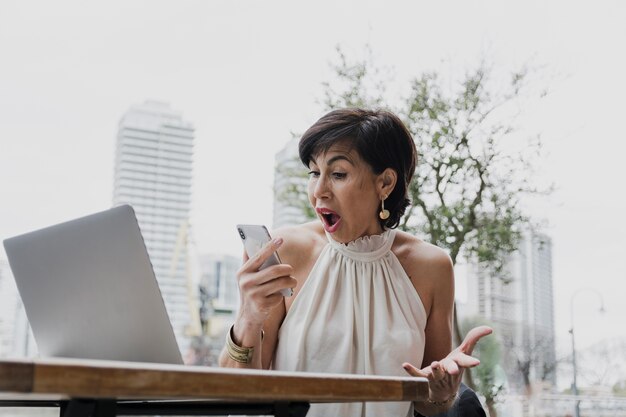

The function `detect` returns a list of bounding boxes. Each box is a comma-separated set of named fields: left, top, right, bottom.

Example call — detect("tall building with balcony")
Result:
left=113, top=100, right=194, bottom=352
left=273, top=137, right=310, bottom=229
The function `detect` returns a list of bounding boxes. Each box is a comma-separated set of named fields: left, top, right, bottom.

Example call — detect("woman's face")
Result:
left=307, top=143, right=385, bottom=243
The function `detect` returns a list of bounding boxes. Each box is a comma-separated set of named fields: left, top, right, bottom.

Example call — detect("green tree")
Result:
left=613, top=380, right=626, bottom=397
left=277, top=47, right=549, bottom=392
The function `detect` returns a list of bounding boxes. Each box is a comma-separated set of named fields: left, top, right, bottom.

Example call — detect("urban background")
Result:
left=1, top=1, right=625, bottom=416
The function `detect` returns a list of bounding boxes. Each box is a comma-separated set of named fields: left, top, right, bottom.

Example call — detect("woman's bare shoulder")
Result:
left=271, top=221, right=326, bottom=259
left=392, top=230, right=454, bottom=282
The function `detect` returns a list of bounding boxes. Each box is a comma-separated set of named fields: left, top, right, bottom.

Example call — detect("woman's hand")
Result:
left=236, top=237, right=297, bottom=326
left=403, top=326, right=493, bottom=406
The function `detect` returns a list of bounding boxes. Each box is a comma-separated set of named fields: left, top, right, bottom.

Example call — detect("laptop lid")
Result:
left=3, top=205, right=183, bottom=364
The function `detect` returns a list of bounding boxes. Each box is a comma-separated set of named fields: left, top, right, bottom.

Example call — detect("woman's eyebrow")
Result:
left=326, top=155, right=354, bottom=166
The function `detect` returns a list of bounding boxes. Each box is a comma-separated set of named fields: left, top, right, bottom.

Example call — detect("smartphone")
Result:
left=236, top=224, right=293, bottom=297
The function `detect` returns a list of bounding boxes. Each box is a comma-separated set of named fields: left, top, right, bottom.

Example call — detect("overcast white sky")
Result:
left=1, top=0, right=625, bottom=361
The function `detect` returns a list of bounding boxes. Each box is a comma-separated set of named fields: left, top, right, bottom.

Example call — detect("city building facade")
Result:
left=182, top=253, right=241, bottom=366
left=515, top=233, right=556, bottom=386
left=198, top=253, right=240, bottom=335
left=113, top=100, right=195, bottom=352
left=462, top=231, right=556, bottom=391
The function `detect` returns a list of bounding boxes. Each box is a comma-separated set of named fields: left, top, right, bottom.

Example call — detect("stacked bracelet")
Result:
left=426, top=393, right=458, bottom=407
left=226, top=325, right=253, bottom=363
left=225, top=325, right=264, bottom=364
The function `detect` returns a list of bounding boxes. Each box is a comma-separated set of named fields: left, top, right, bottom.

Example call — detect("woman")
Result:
left=219, top=108, right=492, bottom=416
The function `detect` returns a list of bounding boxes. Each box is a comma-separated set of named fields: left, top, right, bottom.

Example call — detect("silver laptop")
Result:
left=3, top=205, right=183, bottom=364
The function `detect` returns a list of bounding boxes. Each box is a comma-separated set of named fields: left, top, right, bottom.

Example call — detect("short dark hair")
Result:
left=299, top=108, right=417, bottom=229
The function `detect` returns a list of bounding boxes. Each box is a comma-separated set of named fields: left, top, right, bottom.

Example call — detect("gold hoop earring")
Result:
left=379, top=197, right=390, bottom=220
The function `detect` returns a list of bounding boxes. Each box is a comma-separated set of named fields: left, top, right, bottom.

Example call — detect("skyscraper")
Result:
left=113, top=100, right=194, bottom=352
left=515, top=232, right=556, bottom=386
left=462, top=230, right=556, bottom=389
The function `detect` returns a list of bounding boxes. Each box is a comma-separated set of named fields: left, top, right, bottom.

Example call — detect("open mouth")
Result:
left=316, top=208, right=342, bottom=232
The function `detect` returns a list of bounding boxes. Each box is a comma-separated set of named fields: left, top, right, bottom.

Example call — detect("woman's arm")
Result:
left=218, top=238, right=295, bottom=369
left=217, top=298, right=285, bottom=369
left=406, top=248, right=458, bottom=415
left=420, top=251, right=455, bottom=368
left=401, top=242, right=491, bottom=415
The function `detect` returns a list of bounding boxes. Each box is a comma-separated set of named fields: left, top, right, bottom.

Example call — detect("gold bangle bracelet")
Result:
left=225, top=325, right=264, bottom=364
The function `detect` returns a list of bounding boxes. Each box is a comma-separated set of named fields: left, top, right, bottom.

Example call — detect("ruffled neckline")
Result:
left=325, top=229, right=396, bottom=262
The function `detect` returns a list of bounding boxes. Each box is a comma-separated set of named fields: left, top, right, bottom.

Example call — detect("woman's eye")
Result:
left=308, top=171, right=320, bottom=178
left=332, top=172, right=347, bottom=179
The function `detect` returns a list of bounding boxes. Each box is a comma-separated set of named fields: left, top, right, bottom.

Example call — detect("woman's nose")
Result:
left=313, top=176, right=330, bottom=199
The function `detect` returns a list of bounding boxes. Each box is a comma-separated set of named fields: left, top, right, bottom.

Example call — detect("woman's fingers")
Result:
left=446, top=347, right=482, bottom=368
left=459, top=326, right=493, bottom=355
left=404, top=326, right=488, bottom=376
left=430, top=361, right=446, bottom=380
left=235, top=237, right=297, bottom=322
left=440, top=357, right=460, bottom=375
left=265, top=275, right=298, bottom=296
left=247, top=264, right=294, bottom=285
left=242, top=237, right=284, bottom=272
left=425, top=361, right=460, bottom=403
left=402, top=330, right=491, bottom=405
left=404, top=360, right=465, bottom=405
left=238, top=239, right=295, bottom=295
left=452, top=352, right=481, bottom=368
left=239, top=262, right=294, bottom=294
left=402, top=362, right=430, bottom=378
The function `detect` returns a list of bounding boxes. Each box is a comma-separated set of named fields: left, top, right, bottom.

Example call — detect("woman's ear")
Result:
left=378, top=168, right=397, bottom=197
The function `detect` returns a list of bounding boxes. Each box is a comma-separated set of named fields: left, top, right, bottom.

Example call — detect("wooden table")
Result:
left=0, top=358, right=428, bottom=417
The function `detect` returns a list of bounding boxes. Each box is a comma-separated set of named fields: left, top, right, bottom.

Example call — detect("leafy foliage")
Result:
left=288, top=49, right=548, bottom=273
left=613, top=380, right=626, bottom=397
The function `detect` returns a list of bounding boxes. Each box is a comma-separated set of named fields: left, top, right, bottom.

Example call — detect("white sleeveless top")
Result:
left=273, top=229, right=427, bottom=417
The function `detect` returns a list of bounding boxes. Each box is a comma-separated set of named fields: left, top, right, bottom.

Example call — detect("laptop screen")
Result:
left=3, top=205, right=183, bottom=364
